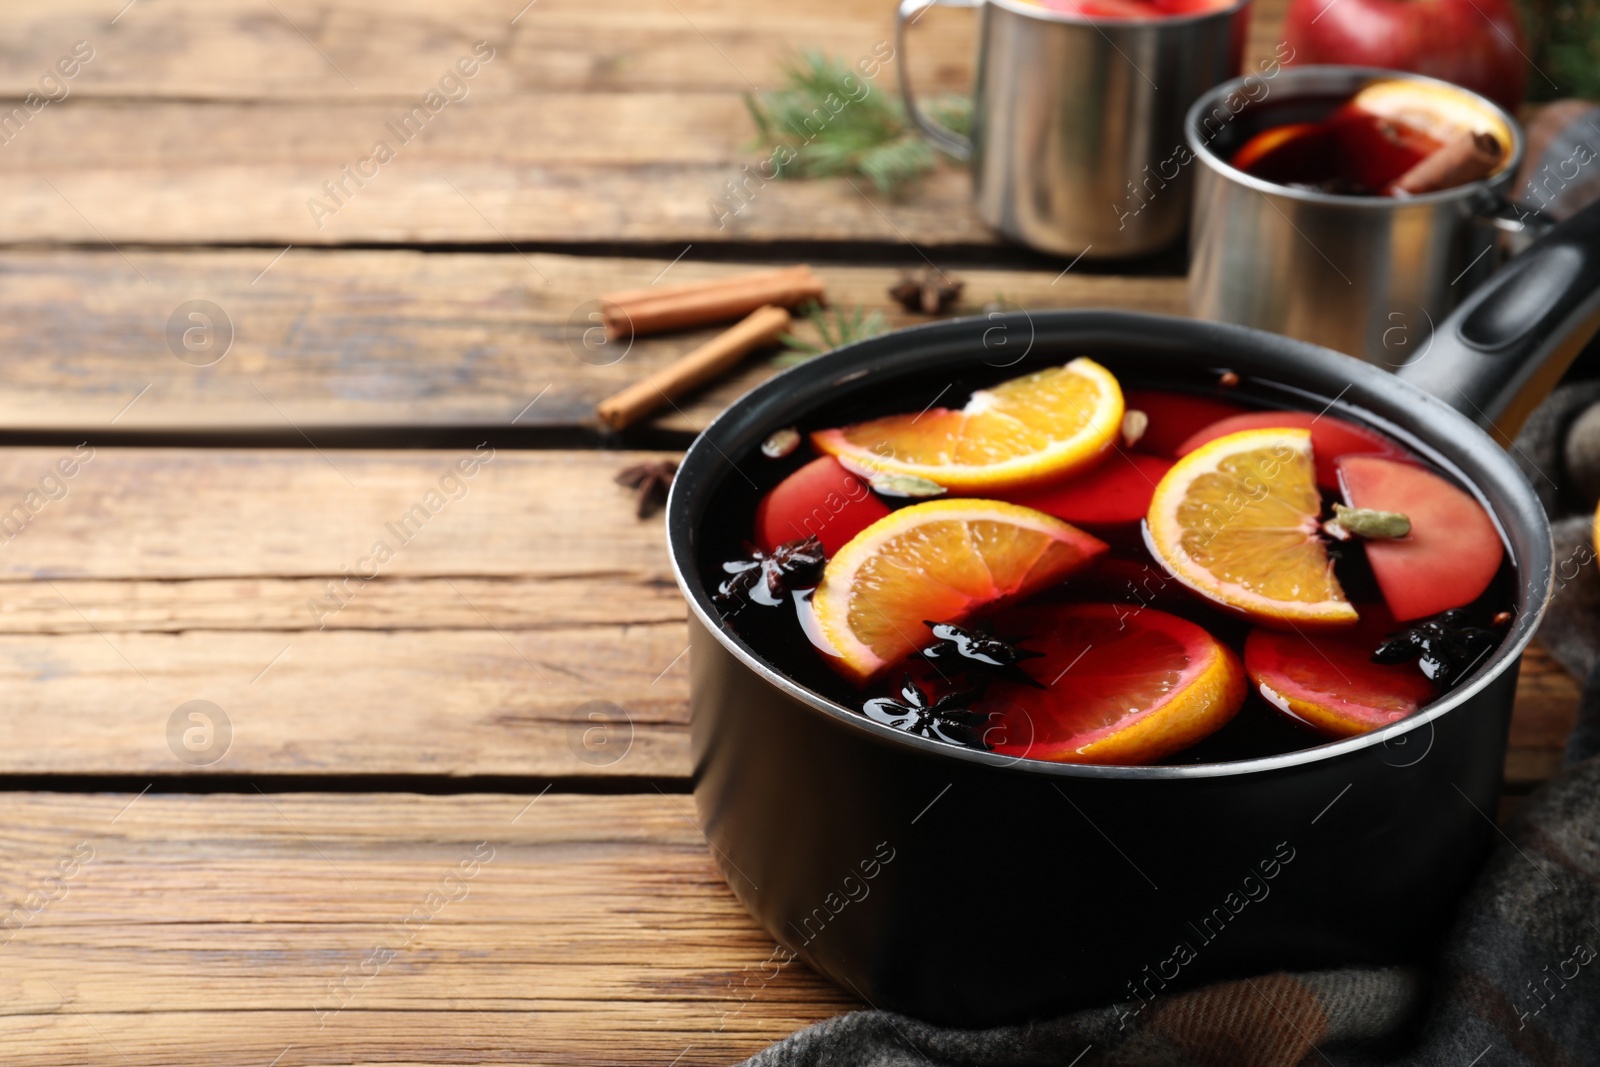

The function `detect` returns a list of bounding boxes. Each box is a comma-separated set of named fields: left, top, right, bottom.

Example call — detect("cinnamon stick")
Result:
left=602, top=266, right=823, bottom=340
left=1390, top=131, right=1504, bottom=196
left=596, top=305, right=792, bottom=431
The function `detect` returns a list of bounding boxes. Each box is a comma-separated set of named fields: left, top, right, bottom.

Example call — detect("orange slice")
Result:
left=811, top=499, right=1107, bottom=681
left=1145, top=427, right=1357, bottom=626
left=810, top=359, right=1123, bottom=492
left=983, top=604, right=1245, bottom=764
left=1244, top=619, right=1436, bottom=738
left=1348, top=79, right=1513, bottom=159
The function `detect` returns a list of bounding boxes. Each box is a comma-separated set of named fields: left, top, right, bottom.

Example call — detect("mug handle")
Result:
left=1471, top=197, right=1558, bottom=259
left=895, top=0, right=977, bottom=162
left=1397, top=196, right=1600, bottom=445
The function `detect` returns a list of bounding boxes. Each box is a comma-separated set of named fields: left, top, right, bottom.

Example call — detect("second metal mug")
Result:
left=897, top=0, right=1252, bottom=257
left=1186, top=66, right=1526, bottom=365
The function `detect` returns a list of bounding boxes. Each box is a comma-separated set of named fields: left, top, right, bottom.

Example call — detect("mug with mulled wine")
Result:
left=895, top=0, right=1253, bottom=258
left=1186, top=68, right=1528, bottom=364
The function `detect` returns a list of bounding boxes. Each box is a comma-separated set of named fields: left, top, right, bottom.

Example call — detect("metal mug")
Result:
left=1186, top=66, right=1526, bottom=365
left=897, top=0, right=1253, bottom=257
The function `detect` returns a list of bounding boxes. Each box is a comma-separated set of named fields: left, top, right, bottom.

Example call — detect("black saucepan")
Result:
left=666, top=200, right=1600, bottom=1027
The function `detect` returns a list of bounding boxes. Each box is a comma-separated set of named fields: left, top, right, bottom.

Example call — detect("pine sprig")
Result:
left=1518, top=0, right=1600, bottom=100
left=774, top=300, right=890, bottom=366
left=744, top=52, right=968, bottom=196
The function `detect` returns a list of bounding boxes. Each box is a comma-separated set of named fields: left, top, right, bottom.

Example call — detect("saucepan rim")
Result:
left=1185, top=64, right=1526, bottom=210
left=665, top=310, right=1552, bottom=781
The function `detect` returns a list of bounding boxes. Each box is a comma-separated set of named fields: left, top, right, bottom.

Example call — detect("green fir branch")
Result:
left=774, top=300, right=890, bottom=366
left=743, top=52, right=968, bottom=196
left=1517, top=0, right=1600, bottom=100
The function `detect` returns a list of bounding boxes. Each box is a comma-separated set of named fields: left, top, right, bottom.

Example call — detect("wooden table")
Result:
left=0, top=2, right=1578, bottom=1064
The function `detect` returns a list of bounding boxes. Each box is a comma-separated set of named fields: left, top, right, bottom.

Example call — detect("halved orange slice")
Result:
left=1245, top=619, right=1436, bottom=738
left=811, top=499, right=1107, bottom=681
left=983, top=603, right=1245, bottom=764
left=1145, top=427, right=1357, bottom=627
left=810, top=359, right=1123, bottom=492
left=1346, top=79, right=1513, bottom=156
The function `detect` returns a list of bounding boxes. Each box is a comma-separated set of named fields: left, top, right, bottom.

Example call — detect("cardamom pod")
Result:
left=871, top=474, right=947, bottom=498
left=1330, top=502, right=1411, bottom=540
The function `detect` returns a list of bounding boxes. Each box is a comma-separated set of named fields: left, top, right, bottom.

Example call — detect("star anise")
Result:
left=712, top=535, right=827, bottom=612
left=615, top=460, right=678, bottom=519
left=919, top=620, right=1045, bottom=689
left=888, top=268, right=964, bottom=315
left=1372, top=609, right=1499, bottom=687
left=862, top=675, right=992, bottom=750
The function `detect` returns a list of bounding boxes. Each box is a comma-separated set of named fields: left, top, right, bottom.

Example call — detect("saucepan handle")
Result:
left=1398, top=197, right=1600, bottom=445
left=895, top=0, right=977, bottom=162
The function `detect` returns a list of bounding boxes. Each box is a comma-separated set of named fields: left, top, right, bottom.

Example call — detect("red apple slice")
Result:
left=755, top=455, right=891, bottom=556
left=1244, top=616, right=1436, bottom=737
left=1324, top=104, right=1440, bottom=192
left=1002, top=452, right=1173, bottom=526
left=1122, top=390, right=1247, bottom=457
left=1177, top=410, right=1404, bottom=489
left=1337, top=455, right=1503, bottom=621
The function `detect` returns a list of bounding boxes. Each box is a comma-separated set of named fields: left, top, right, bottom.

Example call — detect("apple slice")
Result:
left=1337, top=455, right=1503, bottom=621
left=1177, top=410, right=1403, bottom=489
left=1002, top=452, right=1173, bottom=526
left=1324, top=105, right=1439, bottom=192
left=1330, top=80, right=1513, bottom=193
left=755, top=456, right=891, bottom=556
left=1122, top=390, right=1247, bottom=457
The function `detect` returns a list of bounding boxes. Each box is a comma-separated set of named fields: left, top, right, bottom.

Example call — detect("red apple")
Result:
left=1284, top=0, right=1528, bottom=111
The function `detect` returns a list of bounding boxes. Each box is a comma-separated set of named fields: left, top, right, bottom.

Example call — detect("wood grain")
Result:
left=0, top=0, right=1289, bottom=97
left=0, top=791, right=857, bottom=1065
left=0, top=448, right=673, bottom=581
left=0, top=447, right=692, bottom=776
left=0, top=250, right=1187, bottom=436
left=0, top=0, right=978, bottom=97
left=0, top=0, right=1289, bottom=245
left=1505, top=641, right=1579, bottom=787
left=0, top=446, right=1574, bottom=781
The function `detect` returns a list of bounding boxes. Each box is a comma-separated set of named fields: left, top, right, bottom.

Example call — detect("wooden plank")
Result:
left=0, top=447, right=693, bottom=777
left=0, top=0, right=1288, bottom=245
left=0, top=626, right=694, bottom=777
left=0, top=0, right=1288, bottom=97
left=0, top=103, right=983, bottom=245
left=1505, top=640, right=1579, bottom=787
left=0, top=447, right=1574, bottom=781
left=0, top=448, right=672, bottom=582
left=0, top=0, right=978, bottom=97
left=0, top=250, right=1187, bottom=435
left=0, top=791, right=857, bottom=1065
